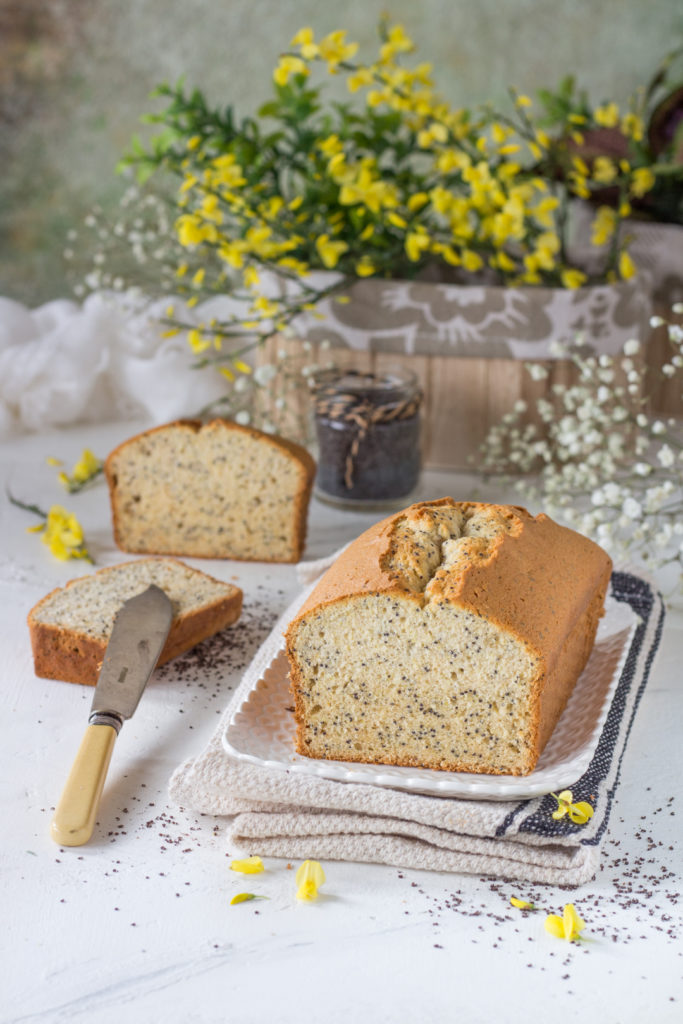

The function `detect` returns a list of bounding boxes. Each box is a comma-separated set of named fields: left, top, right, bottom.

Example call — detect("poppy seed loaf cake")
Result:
left=286, top=499, right=612, bottom=776
left=28, top=558, right=243, bottom=685
left=105, top=419, right=316, bottom=563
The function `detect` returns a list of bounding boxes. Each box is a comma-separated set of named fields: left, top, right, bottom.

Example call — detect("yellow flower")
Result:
left=379, top=23, right=414, bottom=64
left=188, top=328, right=211, bottom=354
left=594, top=102, right=620, bottom=128
left=290, top=27, right=319, bottom=60
left=45, top=456, right=63, bottom=467
left=176, top=215, right=204, bottom=247
left=54, top=448, right=103, bottom=493
left=339, top=164, right=398, bottom=214
left=462, top=249, right=484, bottom=273
left=230, top=893, right=262, bottom=905
left=545, top=903, right=586, bottom=942
left=347, top=67, right=374, bottom=93
left=515, top=94, right=533, bottom=108
left=405, top=230, right=431, bottom=262
left=621, top=112, right=644, bottom=141
left=560, top=269, right=587, bottom=290
left=386, top=211, right=407, bottom=229
left=243, top=266, right=260, bottom=288
left=273, top=55, right=309, bottom=87
left=407, top=192, right=429, bottom=212
left=592, top=156, right=617, bottom=185
left=230, top=856, right=264, bottom=874
left=435, top=149, right=470, bottom=174
left=71, top=449, right=102, bottom=484
left=252, top=294, right=281, bottom=317
left=318, top=134, right=343, bottom=157
left=532, top=196, right=560, bottom=228
left=619, top=250, right=637, bottom=280
left=417, top=122, right=449, bottom=148
left=551, top=790, right=594, bottom=823
left=494, top=250, right=517, bottom=273
left=355, top=257, right=376, bottom=277
left=532, top=231, right=560, bottom=271
left=510, top=897, right=535, bottom=910
left=41, top=505, right=92, bottom=562
left=318, top=30, right=358, bottom=71
left=295, top=859, right=325, bottom=900
left=591, top=205, right=617, bottom=247
left=315, top=234, right=349, bottom=269
left=630, top=167, right=656, bottom=198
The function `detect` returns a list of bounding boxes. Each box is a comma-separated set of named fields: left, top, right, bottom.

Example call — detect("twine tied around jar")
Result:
left=313, top=374, right=422, bottom=489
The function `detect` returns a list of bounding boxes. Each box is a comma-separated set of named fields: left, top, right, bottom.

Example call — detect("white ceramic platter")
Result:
left=222, top=597, right=639, bottom=800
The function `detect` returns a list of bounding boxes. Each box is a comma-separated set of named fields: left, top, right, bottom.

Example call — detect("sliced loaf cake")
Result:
left=286, top=499, right=612, bottom=776
left=105, top=419, right=316, bottom=563
left=29, top=557, right=242, bottom=685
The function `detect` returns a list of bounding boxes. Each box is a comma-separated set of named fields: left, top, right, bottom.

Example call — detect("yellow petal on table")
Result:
left=230, top=856, right=264, bottom=874
left=568, top=801, right=594, bottom=824
left=295, top=859, right=325, bottom=901
left=510, top=897, right=534, bottom=910
left=545, top=903, right=586, bottom=941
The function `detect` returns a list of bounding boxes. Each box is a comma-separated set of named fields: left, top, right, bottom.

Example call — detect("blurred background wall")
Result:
left=1, top=0, right=682, bottom=306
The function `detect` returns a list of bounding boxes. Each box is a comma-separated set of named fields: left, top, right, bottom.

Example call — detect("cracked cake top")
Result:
left=290, top=498, right=613, bottom=661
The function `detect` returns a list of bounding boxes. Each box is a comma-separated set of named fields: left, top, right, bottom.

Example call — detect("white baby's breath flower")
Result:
left=656, top=444, right=675, bottom=469
left=650, top=315, right=665, bottom=328
left=623, top=338, right=640, bottom=356
left=235, top=410, right=251, bottom=425
left=654, top=524, right=673, bottom=548
left=526, top=363, right=548, bottom=381
left=253, top=364, right=278, bottom=386
left=622, top=495, right=643, bottom=520
left=651, top=420, right=666, bottom=435
left=603, top=482, right=623, bottom=504
left=633, top=462, right=652, bottom=476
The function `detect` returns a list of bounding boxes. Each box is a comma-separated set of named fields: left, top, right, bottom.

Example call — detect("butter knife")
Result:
left=50, top=584, right=174, bottom=847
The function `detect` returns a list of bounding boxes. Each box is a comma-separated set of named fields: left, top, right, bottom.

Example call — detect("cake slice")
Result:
left=286, top=499, right=612, bottom=776
left=105, top=419, right=316, bottom=563
left=28, top=557, right=243, bottom=685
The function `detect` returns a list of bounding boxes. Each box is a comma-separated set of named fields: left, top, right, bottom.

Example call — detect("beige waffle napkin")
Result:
left=169, top=558, right=663, bottom=887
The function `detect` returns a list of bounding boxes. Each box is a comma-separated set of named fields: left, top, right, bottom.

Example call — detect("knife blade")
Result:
left=50, top=584, right=174, bottom=847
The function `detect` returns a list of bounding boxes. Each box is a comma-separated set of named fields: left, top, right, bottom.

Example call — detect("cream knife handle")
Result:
left=51, top=722, right=118, bottom=847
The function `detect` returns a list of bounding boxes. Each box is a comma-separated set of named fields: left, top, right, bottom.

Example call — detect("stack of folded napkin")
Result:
left=169, top=559, right=664, bottom=887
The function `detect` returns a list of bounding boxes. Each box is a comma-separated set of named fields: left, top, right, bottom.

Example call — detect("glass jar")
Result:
left=312, top=367, right=422, bottom=509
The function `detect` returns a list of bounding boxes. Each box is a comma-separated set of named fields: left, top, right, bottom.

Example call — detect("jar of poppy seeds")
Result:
left=311, top=367, right=422, bottom=508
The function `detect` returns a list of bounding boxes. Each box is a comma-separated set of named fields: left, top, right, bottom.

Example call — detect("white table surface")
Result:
left=1, top=419, right=681, bottom=1024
